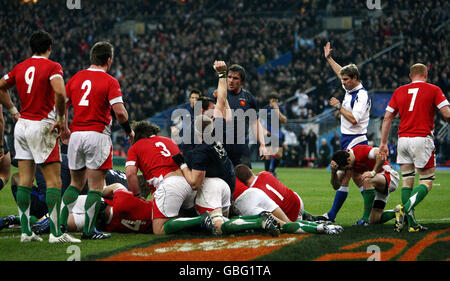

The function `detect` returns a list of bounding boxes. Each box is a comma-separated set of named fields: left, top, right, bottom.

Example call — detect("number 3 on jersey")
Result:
left=408, top=88, right=419, bottom=111
left=155, top=142, right=171, bottom=157
left=79, top=80, right=92, bottom=106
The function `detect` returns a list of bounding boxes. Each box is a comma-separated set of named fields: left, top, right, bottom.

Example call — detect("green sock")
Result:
left=60, top=185, right=80, bottom=229
left=403, top=184, right=428, bottom=213
left=401, top=187, right=412, bottom=205
left=379, top=210, right=396, bottom=224
left=17, top=186, right=32, bottom=235
left=282, top=221, right=320, bottom=234
left=231, top=214, right=261, bottom=220
left=362, top=189, right=376, bottom=222
left=83, top=190, right=102, bottom=235
left=221, top=217, right=262, bottom=234
left=29, top=215, right=39, bottom=225
left=46, top=188, right=62, bottom=236
left=163, top=216, right=202, bottom=234
left=401, top=187, right=417, bottom=226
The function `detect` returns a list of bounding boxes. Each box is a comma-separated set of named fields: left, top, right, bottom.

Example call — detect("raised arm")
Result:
left=324, top=42, right=343, bottom=79
left=213, top=60, right=228, bottom=120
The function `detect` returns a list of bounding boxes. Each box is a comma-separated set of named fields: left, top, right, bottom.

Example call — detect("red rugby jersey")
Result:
left=386, top=81, right=449, bottom=137
left=66, top=68, right=123, bottom=134
left=4, top=56, right=63, bottom=121
left=350, top=145, right=389, bottom=174
left=251, top=171, right=301, bottom=222
left=104, top=189, right=153, bottom=233
left=126, top=135, right=181, bottom=194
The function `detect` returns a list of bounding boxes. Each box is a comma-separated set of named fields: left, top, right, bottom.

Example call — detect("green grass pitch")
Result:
left=0, top=165, right=449, bottom=261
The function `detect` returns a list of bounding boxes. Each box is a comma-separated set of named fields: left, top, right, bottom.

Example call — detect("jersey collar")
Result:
left=87, top=67, right=106, bottom=72
left=346, top=83, right=363, bottom=95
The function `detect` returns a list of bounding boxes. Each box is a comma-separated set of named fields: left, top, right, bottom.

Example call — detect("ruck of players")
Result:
left=0, top=29, right=449, bottom=245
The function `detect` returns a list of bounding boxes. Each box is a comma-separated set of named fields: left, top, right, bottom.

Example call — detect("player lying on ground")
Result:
left=0, top=169, right=149, bottom=234
left=233, top=164, right=343, bottom=235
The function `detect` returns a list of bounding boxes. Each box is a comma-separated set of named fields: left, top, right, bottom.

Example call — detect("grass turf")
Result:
left=0, top=166, right=449, bottom=261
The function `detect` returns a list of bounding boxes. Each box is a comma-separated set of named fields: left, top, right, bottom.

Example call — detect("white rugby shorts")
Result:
left=68, top=131, right=112, bottom=170
left=397, top=136, right=435, bottom=168
left=232, top=188, right=279, bottom=217
left=14, top=118, right=61, bottom=164
left=152, top=176, right=196, bottom=219
left=195, top=177, right=231, bottom=214
left=375, top=165, right=400, bottom=204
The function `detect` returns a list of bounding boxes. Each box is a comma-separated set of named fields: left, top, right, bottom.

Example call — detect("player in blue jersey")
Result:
left=314, top=42, right=372, bottom=224
left=209, top=64, right=267, bottom=168
left=170, top=88, right=201, bottom=152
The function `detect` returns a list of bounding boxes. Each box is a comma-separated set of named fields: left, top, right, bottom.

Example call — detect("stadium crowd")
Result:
left=0, top=0, right=448, bottom=164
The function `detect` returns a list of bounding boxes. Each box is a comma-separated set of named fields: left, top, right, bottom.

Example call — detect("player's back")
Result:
left=253, top=171, right=300, bottom=222
left=5, top=56, right=63, bottom=121
left=66, top=68, right=122, bottom=134
left=388, top=81, right=447, bottom=137
left=127, top=135, right=181, bottom=187
left=252, top=171, right=295, bottom=206
left=104, top=190, right=153, bottom=233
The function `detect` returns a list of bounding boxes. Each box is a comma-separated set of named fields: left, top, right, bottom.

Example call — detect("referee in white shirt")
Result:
left=314, top=42, right=371, bottom=224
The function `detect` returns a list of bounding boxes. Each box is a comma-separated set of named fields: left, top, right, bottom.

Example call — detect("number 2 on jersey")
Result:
left=407, top=88, right=419, bottom=111
left=79, top=80, right=92, bottom=106
left=155, top=142, right=171, bottom=157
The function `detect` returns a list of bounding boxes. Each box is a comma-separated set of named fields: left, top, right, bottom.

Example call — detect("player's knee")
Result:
left=419, top=173, right=434, bottom=191
left=362, top=177, right=374, bottom=189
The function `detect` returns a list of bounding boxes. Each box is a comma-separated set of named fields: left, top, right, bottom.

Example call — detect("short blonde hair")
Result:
left=409, top=63, right=427, bottom=77
left=339, top=64, right=360, bottom=80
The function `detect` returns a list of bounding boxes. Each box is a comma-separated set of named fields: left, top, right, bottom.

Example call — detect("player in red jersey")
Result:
left=233, top=165, right=344, bottom=235
left=65, top=178, right=153, bottom=234
left=379, top=63, right=450, bottom=232
left=126, top=120, right=200, bottom=235
left=331, top=145, right=399, bottom=226
left=62, top=41, right=134, bottom=240
left=0, top=30, right=78, bottom=243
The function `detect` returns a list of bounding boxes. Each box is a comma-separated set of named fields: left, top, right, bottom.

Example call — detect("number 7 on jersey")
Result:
left=407, top=88, right=419, bottom=111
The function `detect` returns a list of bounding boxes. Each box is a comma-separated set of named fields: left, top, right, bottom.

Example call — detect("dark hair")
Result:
left=196, top=96, right=215, bottom=111
left=90, top=41, right=114, bottom=66
left=268, top=92, right=280, bottom=101
left=228, top=64, right=246, bottom=83
left=137, top=175, right=151, bottom=199
left=234, top=164, right=253, bottom=184
left=29, top=30, right=53, bottom=55
left=189, top=88, right=202, bottom=97
left=194, top=114, right=214, bottom=138
left=331, top=150, right=350, bottom=169
left=131, top=120, right=160, bottom=144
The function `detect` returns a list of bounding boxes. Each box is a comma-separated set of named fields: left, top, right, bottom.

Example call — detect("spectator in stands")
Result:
left=316, top=138, right=331, bottom=168
left=1, top=0, right=447, bottom=154
left=281, top=126, right=299, bottom=167
left=306, top=129, right=318, bottom=160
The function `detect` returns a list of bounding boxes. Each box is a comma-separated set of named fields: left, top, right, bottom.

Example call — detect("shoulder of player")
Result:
left=397, top=82, right=440, bottom=93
